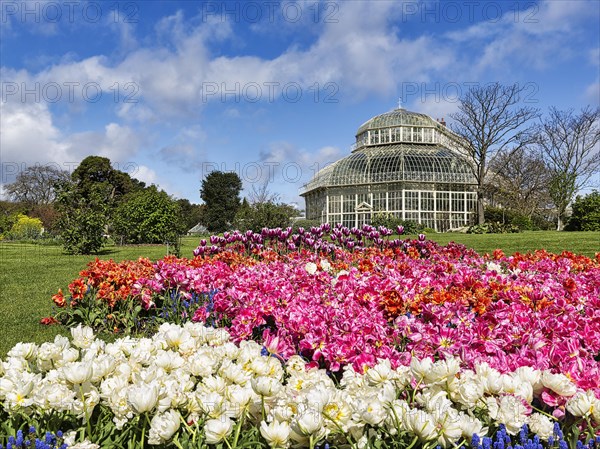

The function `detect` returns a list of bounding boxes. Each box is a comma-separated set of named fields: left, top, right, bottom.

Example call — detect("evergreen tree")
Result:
left=199, top=171, right=242, bottom=232
left=112, top=186, right=185, bottom=250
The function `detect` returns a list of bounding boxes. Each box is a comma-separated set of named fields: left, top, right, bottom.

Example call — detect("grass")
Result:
left=0, top=236, right=201, bottom=356
left=1, top=231, right=598, bottom=356
left=418, top=230, right=600, bottom=257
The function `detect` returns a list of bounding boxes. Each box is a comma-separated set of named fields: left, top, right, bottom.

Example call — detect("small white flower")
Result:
left=69, top=442, right=99, bottom=449
left=304, top=262, right=318, bottom=275
left=486, top=261, right=503, bottom=273
left=204, top=417, right=234, bottom=444
left=62, top=361, right=93, bottom=385
left=148, top=409, right=181, bottom=445
left=127, top=383, right=159, bottom=414
left=71, top=324, right=96, bottom=349
left=260, top=420, right=291, bottom=448
left=528, top=413, right=554, bottom=441
left=320, top=259, right=332, bottom=272
left=405, top=409, right=437, bottom=442
left=366, top=359, right=394, bottom=385
left=566, top=390, right=597, bottom=417
left=541, top=371, right=577, bottom=397
left=251, top=376, right=283, bottom=397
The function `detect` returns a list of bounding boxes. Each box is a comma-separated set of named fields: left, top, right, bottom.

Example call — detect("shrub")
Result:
left=467, top=222, right=520, bottom=234
left=291, top=218, right=321, bottom=232
left=6, top=213, right=43, bottom=240
left=112, top=186, right=185, bottom=251
left=371, top=212, right=425, bottom=234
left=56, top=182, right=109, bottom=255
left=234, top=201, right=297, bottom=232
left=484, top=206, right=533, bottom=230
left=565, top=191, right=600, bottom=231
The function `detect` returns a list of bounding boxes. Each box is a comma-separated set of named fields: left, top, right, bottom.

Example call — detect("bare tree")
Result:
left=486, top=147, right=553, bottom=218
left=248, top=177, right=280, bottom=204
left=6, top=165, right=70, bottom=205
left=450, top=83, right=539, bottom=224
left=535, top=106, right=600, bottom=230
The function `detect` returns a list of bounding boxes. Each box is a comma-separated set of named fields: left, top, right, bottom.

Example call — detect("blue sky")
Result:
left=1, top=0, right=599, bottom=208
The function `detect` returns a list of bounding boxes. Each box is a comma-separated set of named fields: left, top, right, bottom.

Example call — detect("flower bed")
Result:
left=3, top=225, right=598, bottom=447
left=1, top=323, right=599, bottom=448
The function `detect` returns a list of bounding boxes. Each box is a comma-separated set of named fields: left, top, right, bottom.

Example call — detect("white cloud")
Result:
left=445, top=0, right=596, bottom=76
left=0, top=100, right=69, bottom=168
left=133, top=164, right=158, bottom=185
left=257, top=141, right=343, bottom=203
left=65, top=123, right=141, bottom=161
left=0, top=96, right=143, bottom=182
left=584, top=82, right=599, bottom=105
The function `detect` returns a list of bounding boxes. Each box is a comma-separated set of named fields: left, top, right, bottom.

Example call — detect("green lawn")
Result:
left=418, top=230, right=600, bottom=257
left=0, top=237, right=201, bottom=356
left=0, top=231, right=598, bottom=356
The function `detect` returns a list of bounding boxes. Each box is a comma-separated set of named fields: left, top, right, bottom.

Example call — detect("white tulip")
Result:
left=260, top=420, right=291, bottom=448
left=69, top=442, right=99, bottom=449
left=454, top=378, right=484, bottom=408
left=7, top=342, right=37, bottom=360
left=432, top=408, right=463, bottom=448
left=406, top=409, right=437, bottom=442
left=201, top=375, right=228, bottom=394
left=320, top=259, right=332, bottom=272
left=204, top=417, right=234, bottom=444
left=475, top=363, right=503, bottom=394
left=410, top=357, right=434, bottom=380
left=366, top=359, right=394, bottom=385
left=148, top=409, right=181, bottom=445
left=566, top=390, right=597, bottom=417
left=425, top=357, right=461, bottom=385
left=292, top=410, right=324, bottom=436
left=514, top=366, right=543, bottom=395
left=305, top=262, right=318, bottom=275
left=501, top=375, right=533, bottom=403
left=154, top=350, right=184, bottom=373
left=495, top=395, right=530, bottom=434
left=127, top=383, right=159, bottom=414
left=220, top=360, right=251, bottom=385
left=359, top=398, right=387, bottom=426
left=252, top=376, right=283, bottom=397
left=528, top=413, right=554, bottom=441
left=459, top=414, right=488, bottom=440
left=71, top=324, right=96, bottom=349
left=541, top=371, right=577, bottom=397
left=62, top=361, right=93, bottom=385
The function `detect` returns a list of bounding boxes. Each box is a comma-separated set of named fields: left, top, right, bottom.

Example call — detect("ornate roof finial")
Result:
left=397, top=98, right=403, bottom=109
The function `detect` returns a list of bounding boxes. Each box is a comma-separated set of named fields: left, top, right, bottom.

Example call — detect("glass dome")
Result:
left=301, top=144, right=476, bottom=193
left=356, top=108, right=436, bottom=136
left=300, top=108, right=477, bottom=231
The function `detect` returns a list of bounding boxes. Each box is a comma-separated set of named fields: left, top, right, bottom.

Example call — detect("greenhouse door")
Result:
left=356, top=202, right=373, bottom=227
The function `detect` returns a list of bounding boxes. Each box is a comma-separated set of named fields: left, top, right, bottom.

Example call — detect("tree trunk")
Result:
left=477, top=192, right=485, bottom=225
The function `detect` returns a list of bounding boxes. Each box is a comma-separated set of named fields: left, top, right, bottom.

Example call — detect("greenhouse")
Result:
left=300, top=108, right=478, bottom=231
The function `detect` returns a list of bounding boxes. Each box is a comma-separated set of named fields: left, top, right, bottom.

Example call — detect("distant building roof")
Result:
left=187, top=223, right=207, bottom=234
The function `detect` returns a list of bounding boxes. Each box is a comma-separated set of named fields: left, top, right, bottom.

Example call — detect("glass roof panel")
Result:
left=300, top=144, right=476, bottom=193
